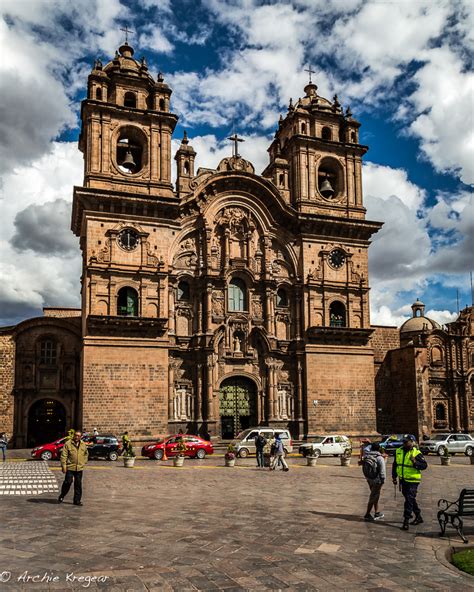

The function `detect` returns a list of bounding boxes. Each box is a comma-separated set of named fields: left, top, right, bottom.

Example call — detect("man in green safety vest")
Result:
left=392, top=434, right=428, bottom=530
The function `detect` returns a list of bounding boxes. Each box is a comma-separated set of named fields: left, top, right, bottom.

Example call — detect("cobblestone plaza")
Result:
left=0, top=454, right=473, bottom=591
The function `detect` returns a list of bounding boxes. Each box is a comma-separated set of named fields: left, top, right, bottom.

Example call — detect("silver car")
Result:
left=420, top=433, right=474, bottom=456
left=234, top=428, right=293, bottom=458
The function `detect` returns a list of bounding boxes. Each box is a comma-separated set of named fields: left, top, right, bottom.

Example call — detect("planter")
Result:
left=173, top=455, right=185, bottom=467
left=123, top=456, right=135, bottom=468
left=306, top=456, right=318, bottom=467
left=441, top=456, right=451, bottom=466
left=225, top=458, right=236, bottom=467
left=340, top=456, right=351, bottom=467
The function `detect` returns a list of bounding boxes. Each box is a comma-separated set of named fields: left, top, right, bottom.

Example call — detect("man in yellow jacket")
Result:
left=59, top=430, right=89, bottom=506
left=392, top=434, right=428, bottom=530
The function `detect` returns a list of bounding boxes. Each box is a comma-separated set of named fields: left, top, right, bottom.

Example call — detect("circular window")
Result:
left=317, top=157, right=344, bottom=200
left=115, top=126, right=147, bottom=175
left=117, top=228, right=139, bottom=251
left=328, top=249, right=345, bottom=269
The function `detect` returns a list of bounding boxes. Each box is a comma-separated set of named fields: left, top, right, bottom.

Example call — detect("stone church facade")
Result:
left=0, top=42, right=472, bottom=446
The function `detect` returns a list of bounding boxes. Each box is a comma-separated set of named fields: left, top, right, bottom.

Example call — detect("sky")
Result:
left=0, top=0, right=472, bottom=328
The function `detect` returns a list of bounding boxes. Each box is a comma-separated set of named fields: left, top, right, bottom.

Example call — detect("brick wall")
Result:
left=0, top=332, right=15, bottom=441
left=370, top=325, right=400, bottom=364
left=82, top=343, right=169, bottom=441
left=375, top=346, right=418, bottom=436
left=43, top=308, right=82, bottom=318
left=305, top=346, right=377, bottom=436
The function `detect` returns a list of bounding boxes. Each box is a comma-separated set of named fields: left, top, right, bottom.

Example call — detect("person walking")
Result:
left=392, top=434, right=427, bottom=530
left=122, top=431, right=132, bottom=455
left=270, top=434, right=289, bottom=471
left=59, top=430, right=88, bottom=506
left=255, top=432, right=266, bottom=468
left=362, top=442, right=386, bottom=521
left=0, top=433, right=7, bottom=462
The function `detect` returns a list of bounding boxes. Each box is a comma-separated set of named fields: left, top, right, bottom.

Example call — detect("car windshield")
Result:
left=432, top=435, right=449, bottom=441
left=236, top=429, right=252, bottom=439
left=308, top=437, right=325, bottom=443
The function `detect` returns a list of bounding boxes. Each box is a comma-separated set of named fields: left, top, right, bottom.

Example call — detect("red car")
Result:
left=31, top=437, right=66, bottom=461
left=142, top=435, right=213, bottom=460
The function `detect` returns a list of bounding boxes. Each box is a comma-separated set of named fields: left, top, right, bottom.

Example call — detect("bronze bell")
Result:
left=320, top=178, right=334, bottom=198
left=121, top=150, right=136, bottom=171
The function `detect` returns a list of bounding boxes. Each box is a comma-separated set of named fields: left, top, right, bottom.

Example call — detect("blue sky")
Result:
left=0, top=0, right=472, bottom=327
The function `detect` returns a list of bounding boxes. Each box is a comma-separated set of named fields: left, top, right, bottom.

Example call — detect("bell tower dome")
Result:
left=79, top=42, right=178, bottom=198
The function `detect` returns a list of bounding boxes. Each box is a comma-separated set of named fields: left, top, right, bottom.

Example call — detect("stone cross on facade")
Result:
left=120, top=26, right=134, bottom=44
left=227, top=133, right=244, bottom=158
left=304, top=65, right=316, bottom=84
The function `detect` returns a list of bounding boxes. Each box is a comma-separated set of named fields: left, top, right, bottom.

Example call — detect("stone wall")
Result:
left=0, top=331, right=15, bottom=441
left=305, top=345, right=377, bottom=436
left=43, top=308, right=82, bottom=318
left=81, top=343, right=168, bottom=441
left=370, top=325, right=400, bottom=363
left=375, top=346, right=418, bottom=436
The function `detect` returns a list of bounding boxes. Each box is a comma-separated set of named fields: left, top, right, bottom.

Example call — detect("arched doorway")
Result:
left=27, top=399, right=66, bottom=447
left=219, top=377, right=257, bottom=438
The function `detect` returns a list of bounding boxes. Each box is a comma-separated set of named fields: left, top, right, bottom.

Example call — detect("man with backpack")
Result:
left=362, top=442, right=386, bottom=521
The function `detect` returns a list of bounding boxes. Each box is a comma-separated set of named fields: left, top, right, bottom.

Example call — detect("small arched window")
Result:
left=124, top=91, right=137, bottom=108
left=39, top=340, right=57, bottom=365
left=228, top=278, right=247, bottom=312
left=301, top=123, right=307, bottom=134
left=279, top=174, right=284, bottom=187
left=435, top=403, right=446, bottom=421
left=276, top=288, right=288, bottom=307
left=177, top=281, right=190, bottom=301
left=159, top=98, right=165, bottom=111
left=431, top=346, right=443, bottom=366
left=96, top=87, right=102, bottom=100
left=351, top=131, right=357, bottom=143
left=184, top=161, right=190, bottom=175
left=329, top=301, right=346, bottom=327
left=322, top=126, right=332, bottom=141
left=117, top=287, right=138, bottom=316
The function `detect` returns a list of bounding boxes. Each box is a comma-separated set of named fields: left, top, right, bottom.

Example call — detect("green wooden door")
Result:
left=219, top=378, right=257, bottom=438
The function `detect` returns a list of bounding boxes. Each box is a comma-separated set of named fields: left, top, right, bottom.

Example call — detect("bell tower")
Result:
left=79, top=42, right=178, bottom=198
left=263, top=81, right=365, bottom=218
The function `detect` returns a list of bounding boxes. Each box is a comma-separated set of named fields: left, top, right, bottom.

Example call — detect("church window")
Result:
left=39, top=340, right=57, bottom=365
left=279, top=174, right=284, bottom=187
left=435, top=403, right=446, bottom=421
left=177, top=281, right=190, bottom=301
left=322, top=126, right=332, bottom=141
left=431, top=346, right=443, bottom=366
left=184, top=160, right=190, bottom=175
left=301, top=123, right=307, bottom=134
left=159, top=98, right=165, bottom=111
left=317, top=157, right=343, bottom=200
left=276, top=288, right=288, bottom=307
left=116, top=126, right=145, bottom=175
left=124, top=91, right=137, bottom=108
left=228, top=278, right=247, bottom=312
left=329, top=301, right=346, bottom=327
left=351, top=131, right=357, bottom=143
left=117, top=287, right=138, bottom=316
left=95, top=88, right=102, bottom=100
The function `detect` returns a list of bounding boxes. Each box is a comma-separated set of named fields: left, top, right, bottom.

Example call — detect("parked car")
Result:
left=233, top=428, right=293, bottom=458
left=141, top=435, right=213, bottom=460
left=377, top=434, right=406, bottom=455
left=299, top=435, right=350, bottom=457
left=31, top=437, right=66, bottom=461
left=85, top=434, right=123, bottom=461
left=420, top=433, right=474, bottom=456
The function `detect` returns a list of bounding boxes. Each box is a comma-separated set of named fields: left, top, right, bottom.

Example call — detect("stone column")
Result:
left=206, top=284, right=212, bottom=331
left=195, top=363, right=203, bottom=422
left=168, top=286, right=175, bottom=334
left=206, top=355, right=214, bottom=422
left=168, top=362, right=174, bottom=421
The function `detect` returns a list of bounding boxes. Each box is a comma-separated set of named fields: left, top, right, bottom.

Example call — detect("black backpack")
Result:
left=362, top=455, right=379, bottom=480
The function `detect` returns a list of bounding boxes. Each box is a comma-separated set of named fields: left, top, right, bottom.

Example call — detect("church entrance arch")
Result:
left=27, top=399, right=66, bottom=447
left=219, top=377, right=257, bottom=439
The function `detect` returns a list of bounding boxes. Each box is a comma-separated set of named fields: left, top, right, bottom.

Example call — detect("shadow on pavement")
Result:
left=27, top=498, right=60, bottom=504
left=309, top=509, right=402, bottom=530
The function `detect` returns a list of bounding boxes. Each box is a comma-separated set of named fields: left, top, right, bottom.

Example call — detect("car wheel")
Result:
left=238, top=448, right=249, bottom=458
left=313, top=449, right=321, bottom=458
left=153, top=449, right=164, bottom=460
left=437, top=446, right=447, bottom=456
left=196, top=449, right=206, bottom=459
left=40, top=450, right=53, bottom=461
left=465, top=446, right=474, bottom=457
left=108, top=451, right=118, bottom=461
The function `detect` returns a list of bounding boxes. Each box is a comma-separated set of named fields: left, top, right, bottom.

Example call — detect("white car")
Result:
left=299, top=435, right=351, bottom=457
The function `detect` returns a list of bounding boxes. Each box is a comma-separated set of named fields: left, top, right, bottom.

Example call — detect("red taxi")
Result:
left=141, top=435, right=213, bottom=460
left=31, top=437, right=66, bottom=461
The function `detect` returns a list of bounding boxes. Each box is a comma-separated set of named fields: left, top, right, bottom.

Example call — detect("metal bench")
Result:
left=438, top=488, right=474, bottom=543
